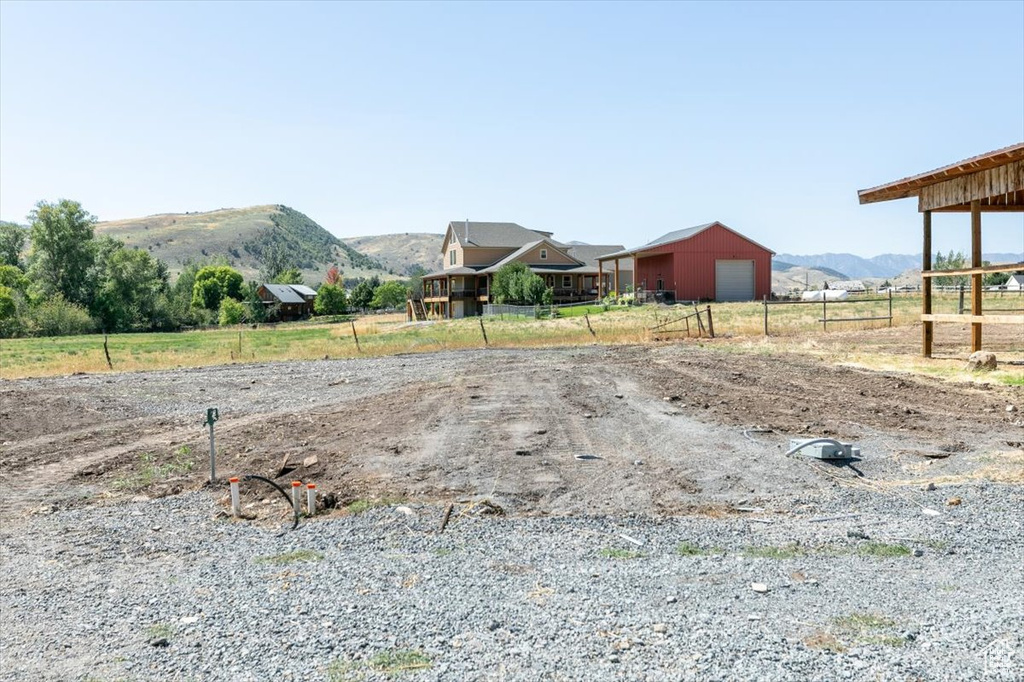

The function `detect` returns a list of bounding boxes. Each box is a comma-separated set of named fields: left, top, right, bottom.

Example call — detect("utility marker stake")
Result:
left=229, top=477, right=241, bottom=516
left=204, top=407, right=219, bottom=483
left=291, top=481, right=302, bottom=518
left=306, top=483, right=316, bottom=516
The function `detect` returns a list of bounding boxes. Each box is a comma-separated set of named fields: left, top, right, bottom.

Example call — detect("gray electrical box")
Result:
left=789, top=439, right=860, bottom=460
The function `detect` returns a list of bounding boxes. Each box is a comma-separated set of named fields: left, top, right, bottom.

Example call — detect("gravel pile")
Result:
left=2, top=482, right=1021, bottom=681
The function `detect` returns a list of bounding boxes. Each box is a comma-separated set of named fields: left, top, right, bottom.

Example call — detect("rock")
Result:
left=666, top=595, right=678, bottom=604
left=395, top=506, right=415, bottom=516
left=966, top=351, right=997, bottom=371
left=535, top=429, right=547, bottom=435
left=608, top=654, right=620, bottom=663
left=303, top=455, right=319, bottom=468
left=652, top=623, right=668, bottom=633
left=1007, top=405, right=1017, bottom=413
left=514, top=450, right=532, bottom=456
left=924, top=482, right=936, bottom=491
left=751, top=582, right=769, bottom=593
left=847, top=529, right=870, bottom=540
left=913, top=549, right=925, bottom=557
left=633, top=459, right=644, bottom=466
left=947, top=497, right=962, bottom=506
left=149, top=637, right=170, bottom=648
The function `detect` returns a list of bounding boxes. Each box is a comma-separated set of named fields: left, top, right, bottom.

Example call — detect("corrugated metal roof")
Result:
left=289, top=284, right=317, bottom=297
left=262, top=283, right=305, bottom=304
left=597, top=222, right=773, bottom=260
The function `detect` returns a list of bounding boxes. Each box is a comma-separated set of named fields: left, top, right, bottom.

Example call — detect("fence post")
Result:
left=350, top=320, right=361, bottom=353
left=479, top=317, right=489, bottom=346
left=888, top=288, right=893, bottom=327
left=958, top=284, right=965, bottom=314
left=763, top=295, right=768, bottom=336
left=705, top=305, right=714, bottom=338
left=822, top=298, right=827, bottom=331
left=584, top=314, right=596, bottom=338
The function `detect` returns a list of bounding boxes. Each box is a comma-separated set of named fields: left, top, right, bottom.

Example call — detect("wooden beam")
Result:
left=918, top=160, right=1024, bottom=211
left=614, top=259, right=620, bottom=297
left=921, top=261, right=1024, bottom=277
left=921, top=313, right=1024, bottom=324
left=922, top=211, right=932, bottom=358
left=597, top=260, right=603, bottom=297
left=971, top=201, right=982, bottom=351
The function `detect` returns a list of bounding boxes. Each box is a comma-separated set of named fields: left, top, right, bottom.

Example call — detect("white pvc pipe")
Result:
left=291, top=481, right=302, bottom=518
left=306, top=483, right=316, bottom=516
left=229, top=477, right=241, bottom=517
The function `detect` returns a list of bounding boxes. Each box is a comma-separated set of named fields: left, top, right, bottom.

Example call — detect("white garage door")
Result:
left=715, top=260, right=755, bottom=301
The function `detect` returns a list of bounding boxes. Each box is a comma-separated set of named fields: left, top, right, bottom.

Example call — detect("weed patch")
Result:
left=255, top=549, right=324, bottom=565
left=114, top=447, right=195, bottom=491
left=675, top=541, right=718, bottom=556
left=856, top=542, right=911, bottom=558
left=328, top=649, right=432, bottom=680
left=743, top=543, right=806, bottom=559
left=599, top=547, right=645, bottom=560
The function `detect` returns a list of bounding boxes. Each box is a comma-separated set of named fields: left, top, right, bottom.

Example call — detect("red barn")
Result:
left=597, top=222, right=773, bottom=302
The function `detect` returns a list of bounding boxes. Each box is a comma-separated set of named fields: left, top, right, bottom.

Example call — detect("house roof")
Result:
left=262, top=283, right=305, bottom=304
left=289, top=284, right=317, bottom=297
left=445, top=221, right=565, bottom=249
left=485, top=239, right=584, bottom=271
left=597, top=221, right=774, bottom=260
left=566, top=244, right=629, bottom=267
left=858, top=142, right=1024, bottom=204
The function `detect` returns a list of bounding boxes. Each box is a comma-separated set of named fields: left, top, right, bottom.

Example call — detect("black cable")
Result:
left=242, top=474, right=299, bottom=530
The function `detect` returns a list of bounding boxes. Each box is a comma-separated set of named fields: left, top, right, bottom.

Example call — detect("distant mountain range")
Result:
left=774, top=252, right=1024, bottom=279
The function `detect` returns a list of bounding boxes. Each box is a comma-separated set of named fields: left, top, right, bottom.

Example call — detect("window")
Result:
left=540, top=249, right=547, bottom=260
left=450, top=250, right=456, bottom=265
left=562, top=275, right=572, bottom=288
left=656, top=279, right=664, bottom=291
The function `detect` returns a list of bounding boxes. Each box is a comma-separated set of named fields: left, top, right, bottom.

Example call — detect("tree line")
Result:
left=0, top=200, right=413, bottom=338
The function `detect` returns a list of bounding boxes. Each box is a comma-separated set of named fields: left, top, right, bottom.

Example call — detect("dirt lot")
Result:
left=1, top=325, right=1021, bottom=524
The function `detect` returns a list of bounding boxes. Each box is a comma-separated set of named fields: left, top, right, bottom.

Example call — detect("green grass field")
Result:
left=1, top=293, right=1020, bottom=380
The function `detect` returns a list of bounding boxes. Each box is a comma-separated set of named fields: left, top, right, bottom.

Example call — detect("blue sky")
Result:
left=1, top=1, right=1022, bottom=257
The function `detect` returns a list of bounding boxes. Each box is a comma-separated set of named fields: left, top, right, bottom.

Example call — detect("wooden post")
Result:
left=705, top=305, right=714, bottom=338
left=350, top=320, right=361, bottom=352
left=888, top=288, right=892, bottom=328
left=922, top=210, right=933, bottom=357
left=103, top=331, right=113, bottom=370
left=822, top=298, right=827, bottom=331
left=584, top=313, right=596, bottom=338
left=693, top=302, right=705, bottom=336
left=763, top=295, right=769, bottom=336
left=614, top=259, right=620, bottom=298
left=970, top=200, right=982, bottom=351
left=479, top=317, right=488, bottom=346
left=598, top=261, right=603, bottom=297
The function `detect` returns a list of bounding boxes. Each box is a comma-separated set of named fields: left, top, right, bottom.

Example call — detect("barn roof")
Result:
left=597, top=221, right=774, bottom=261
left=858, top=142, right=1024, bottom=206
left=262, top=283, right=305, bottom=303
left=289, top=284, right=317, bottom=297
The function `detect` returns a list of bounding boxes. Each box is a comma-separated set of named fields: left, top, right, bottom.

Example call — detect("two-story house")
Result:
left=418, top=221, right=632, bottom=319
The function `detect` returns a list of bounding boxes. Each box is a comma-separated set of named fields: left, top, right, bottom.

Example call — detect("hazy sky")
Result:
left=2, top=1, right=1022, bottom=257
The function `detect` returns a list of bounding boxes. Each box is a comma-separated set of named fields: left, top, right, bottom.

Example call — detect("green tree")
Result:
left=349, top=276, right=380, bottom=310
left=218, top=297, right=246, bottom=325
left=370, top=280, right=407, bottom=309
left=91, top=240, right=170, bottom=332
left=241, top=281, right=268, bottom=323
left=27, top=199, right=97, bottom=305
left=191, top=266, right=243, bottom=310
left=272, top=267, right=304, bottom=285
left=314, top=283, right=347, bottom=315
left=0, top=222, right=27, bottom=268
left=933, top=250, right=968, bottom=287
left=981, top=262, right=1013, bottom=287
left=492, top=262, right=547, bottom=304
left=28, top=294, right=95, bottom=336
left=258, top=244, right=291, bottom=283
left=0, top=264, right=30, bottom=295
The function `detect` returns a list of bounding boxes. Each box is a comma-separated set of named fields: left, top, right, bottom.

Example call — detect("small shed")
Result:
left=1005, top=274, right=1024, bottom=291
left=858, top=143, right=1024, bottom=356
left=258, top=283, right=316, bottom=321
left=596, top=221, right=773, bottom=302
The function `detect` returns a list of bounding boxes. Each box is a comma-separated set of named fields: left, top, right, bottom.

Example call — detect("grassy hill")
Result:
left=341, top=233, right=444, bottom=275
left=96, top=205, right=388, bottom=283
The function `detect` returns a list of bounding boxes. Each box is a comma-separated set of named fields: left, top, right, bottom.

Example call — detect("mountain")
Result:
left=775, top=252, right=1024, bottom=279
left=95, top=205, right=388, bottom=283
left=341, top=233, right=444, bottom=276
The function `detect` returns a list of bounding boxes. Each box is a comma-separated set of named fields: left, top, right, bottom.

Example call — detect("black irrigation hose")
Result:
left=242, top=474, right=300, bottom=530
